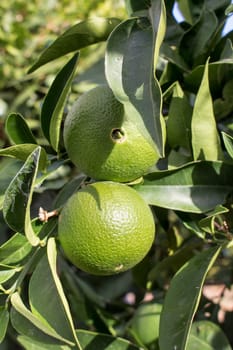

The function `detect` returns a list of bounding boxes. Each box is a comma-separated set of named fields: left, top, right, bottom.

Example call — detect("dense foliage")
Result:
left=1, top=0, right=233, bottom=349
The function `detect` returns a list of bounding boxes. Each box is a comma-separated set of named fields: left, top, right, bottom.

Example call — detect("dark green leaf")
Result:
left=105, top=14, right=166, bottom=156
left=222, top=131, right=233, bottom=159
left=191, top=60, right=223, bottom=161
left=41, top=53, right=79, bottom=150
left=199, top=205, right=229, bottom=234
left=76, top=329, right=140, bottom=349
left=11, top=292, right=74, bottom=346
left=10, top=307, right=70, bottom=349
left=167, top=82, right=192, bottom=150
left=0, top=159, right=22, bottom=209
left=180, top=10, right=218, bottom=67
left=124, top=0, right=150, bottom=16
left=0, top=307, right=9, bottom=343
left=0, top=144, right=47, bottom=171
left=134, top=161, right=233, bottom=213
left=29, top=238, right=80, bottom=347
left=28, top=18, right=120, bottom=73
left=159, top=246, right=222, bottom=350
left=5, top=113, right=37, bottom=145
left=3, top=147, right=41, bottom=246
left=177, top=0, right=203, bottom=24
left=187, top=320, right=231, bottom=349
left=53, top=174, right=86, bottom=209
left=184, top=61, right=233, bottom=95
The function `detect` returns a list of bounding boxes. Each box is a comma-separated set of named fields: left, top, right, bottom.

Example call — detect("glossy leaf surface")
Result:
left=159, top=246, right=222, bottom=350
left=5, top=113, right=37, bottom=145
left=28, top=18, right=120, bottom=73
left=134, top=161, right=233, bottom=213
left=41, top=53, right=79, bottom=150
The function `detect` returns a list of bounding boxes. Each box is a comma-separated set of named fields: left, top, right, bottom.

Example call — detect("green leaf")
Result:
left=0, top=159, right=22, bottom=210
left=187, top=320, right=231, bottom=349
left=177, top=0, right=202, bottom=24
left=222, top=131, right=233, bottom=159
left=29, top=238, right=80, bottom=348
left=180, top=10, right=218, bottom=66
left=185, top=61, right=233, bottom=95
left=167, top=82, right=192, bottom=150
left=105, top=5, right=166, bottom=157
left=159, top=246, right=222, bottom=350
left=5, top=113, right=37, bottom=145
left=10, top=292, right=74, bottom=346
left=124, top=0, right=150, bottom=16
left=0, top=265, right=19, bottom=284
left=134, top=161, right=233, bottom=213
left=225, top=3, right=233, bottom=15
left=191, top=60, right=222, bottom=161
left=199, top=205, right=229, bottom=234
left=3, top=147, right=42, bottom=246
left=0, top=307, right=9, bottom=343
left=76, top=329, right=140, bottom=349
left=53, top=174, right=86, bottom=209
left=0, top=144, right=47, bottom=171
left=16, top=335, right=70, bottom=350
left=41, top=53, right=79, bottom=150
left=28, top=18, right=120, bottom=73
left=0, top=220, right=45, bottom=265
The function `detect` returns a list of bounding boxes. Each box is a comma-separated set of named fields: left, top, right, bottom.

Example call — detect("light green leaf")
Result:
left=11, top=292, right=74, bottom=346
left=0, top=307, right=9, bottom=343
left=0, top=220, right=44, bottom=265
left=29, top=238, right=81, bottom=348
left=105, top=5, right=166, bottom=157
left=0, top=144, right=47, bottom=171
left=28, top=18, right=120, bottom=73
left=17, top=336, right=70, bottom=350
left=134, top=161, right=233, bottom=213
left=159, top=246, right=222, bottom=350
left=0, top=265, right=19, bottom=284
left=5, top=113, right=37, bottom=145
left=191, top=60, right=222, bottom=161
left=187, top=320, right=231, bottom=349
left=41, top=54, right=79, bottom=151
left=3, top=147, right=42, bottom=246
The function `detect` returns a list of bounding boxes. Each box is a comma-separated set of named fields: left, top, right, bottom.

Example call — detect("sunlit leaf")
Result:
left=191, top=60, right=223, bottom=161
left=159, top=246, right=222, bottom=350
left=29, top=238, right=80, bottom=347
left=106, top=0, right=166, bottom=156
left=0, top=144, right=47, bottom=171
left=28, top=18, right=120, bottom=73
left=134, top=161, right=233, bottom=213
left=41, top=53, right=79, bottom=150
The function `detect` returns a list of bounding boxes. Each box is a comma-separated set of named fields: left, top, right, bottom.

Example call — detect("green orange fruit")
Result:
left=63, top=85, right=159, bottom=183
left=58, top=181, right=155, bottom=275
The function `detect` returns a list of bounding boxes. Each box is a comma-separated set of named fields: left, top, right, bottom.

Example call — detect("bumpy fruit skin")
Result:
left=58, top=181, right=155, bottom=276
left=63, top=85, right=159, bottom=183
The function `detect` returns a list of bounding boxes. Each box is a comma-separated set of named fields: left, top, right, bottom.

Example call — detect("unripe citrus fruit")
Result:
left=129, top=301, right=162, bottom=348
left=63, top=85, right=159, bottom=182
left=58, top=181, right=155, bottom=275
